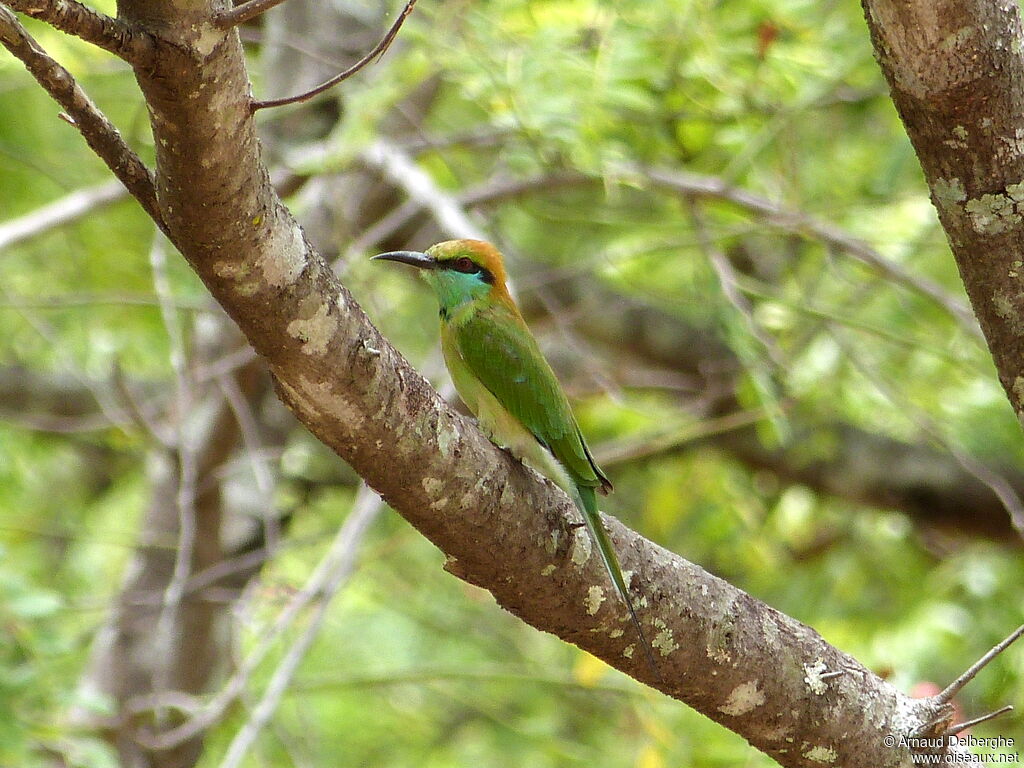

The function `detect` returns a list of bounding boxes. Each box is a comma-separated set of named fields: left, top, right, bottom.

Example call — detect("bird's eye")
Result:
left=452, top=257, right=478, bottom=273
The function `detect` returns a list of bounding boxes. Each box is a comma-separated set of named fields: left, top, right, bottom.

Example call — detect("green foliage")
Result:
left=2, top=0, right=1023, bottom=766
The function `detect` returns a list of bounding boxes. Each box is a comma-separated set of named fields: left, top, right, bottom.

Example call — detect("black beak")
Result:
left=371, top=250, right=437, bottom=270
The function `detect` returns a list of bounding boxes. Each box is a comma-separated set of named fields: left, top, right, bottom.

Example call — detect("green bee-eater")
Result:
left=373, top=239, right=659, bottom=678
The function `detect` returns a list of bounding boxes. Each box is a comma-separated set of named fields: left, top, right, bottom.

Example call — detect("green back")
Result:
left=452, top=302, right=609, bottom=490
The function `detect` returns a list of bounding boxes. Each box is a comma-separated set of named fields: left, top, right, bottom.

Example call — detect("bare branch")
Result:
left=2, top=0, right=153, bottom=63
left=0, top=292, right=209, bottom=311
left=358, top=139, right=485, bottom=241
left=597, top=408, right=769, bottom=467
left=944, top=706, right=1014, bottom=737
left=214, top=0, right=289, bottom=29
left=215, top=372, right=280, bottom=552
left=0, top=179, right=126, bottom=252
left=936, top=624, right=1024, bottom=705
left=112, top=362, right=174, bottom=445
left=0, top=7, right=163, bottom=230
left=251, top=0, right=418, bottom=111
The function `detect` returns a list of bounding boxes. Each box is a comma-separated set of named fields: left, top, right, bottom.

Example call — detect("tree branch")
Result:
left=0, top=6, right=163, bottom=230
left=945, top=705, right=1014, bottom=737
left=215, top=487, right=381, bottom=768
left=2, top=0, right=154, bottom=63
left=341, top=155, right=980, bottom=338
left=861, top=0, right=1024, bottom=416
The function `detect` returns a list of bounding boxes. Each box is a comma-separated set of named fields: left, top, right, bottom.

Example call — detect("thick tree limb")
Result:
left=2, top=0, right=153, bottom=63
left=861, top=0, right=1024, bottom=416
left=0, top=6, right=162, bottom=228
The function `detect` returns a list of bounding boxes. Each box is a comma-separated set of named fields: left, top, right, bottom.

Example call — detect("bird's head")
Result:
left=372, top=239, right=513, bottom=311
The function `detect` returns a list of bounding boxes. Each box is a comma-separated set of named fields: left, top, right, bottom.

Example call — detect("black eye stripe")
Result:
left=445, top=256, right=494, bottom=284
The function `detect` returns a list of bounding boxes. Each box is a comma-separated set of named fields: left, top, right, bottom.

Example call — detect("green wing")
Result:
left=456, top=304, right=660, bottom=678
left=453, top=303, right=609, bottom=490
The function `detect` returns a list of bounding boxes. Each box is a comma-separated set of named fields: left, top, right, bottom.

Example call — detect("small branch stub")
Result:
left=215, top=0, right=291, bottom=28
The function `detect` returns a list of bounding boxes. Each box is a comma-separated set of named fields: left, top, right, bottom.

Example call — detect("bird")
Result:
left=373, top=239, right=660, bottom=680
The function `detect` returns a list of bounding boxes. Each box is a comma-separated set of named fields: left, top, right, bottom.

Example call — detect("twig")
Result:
left=112, top=362, right=173, bottom=446
left=0, top=180, right=126, bottom=252
left=251, top=0, right=418, bottom=111
left=0, top=292, right=210, bottom=311
left=0, top=410, right=128, bottom=433
left=215, top=486, right=382, bottom=768
left=215, top=0, right=290, bottom=28
left=344, top=198, right=423, bottom=260
left=2, top=0, right=153, bottom=63
left=946, top=450, right=1024, bottom=541
left=0, top=7, right=165, bottom=232
left=944, top=705, right=1014, bottom=737
left=403, top=128, right=514, bottom=155
left=341, top=168, right=590, bottom=259
left=459, top=171, right=592, bottom=207
left=183, top=545, right=275, bottom=597
left=0, top=285, right=127, bottom=428
left=936, top=624, right=1024, bottom=705
left=195, top=346, right=260, bottom=383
